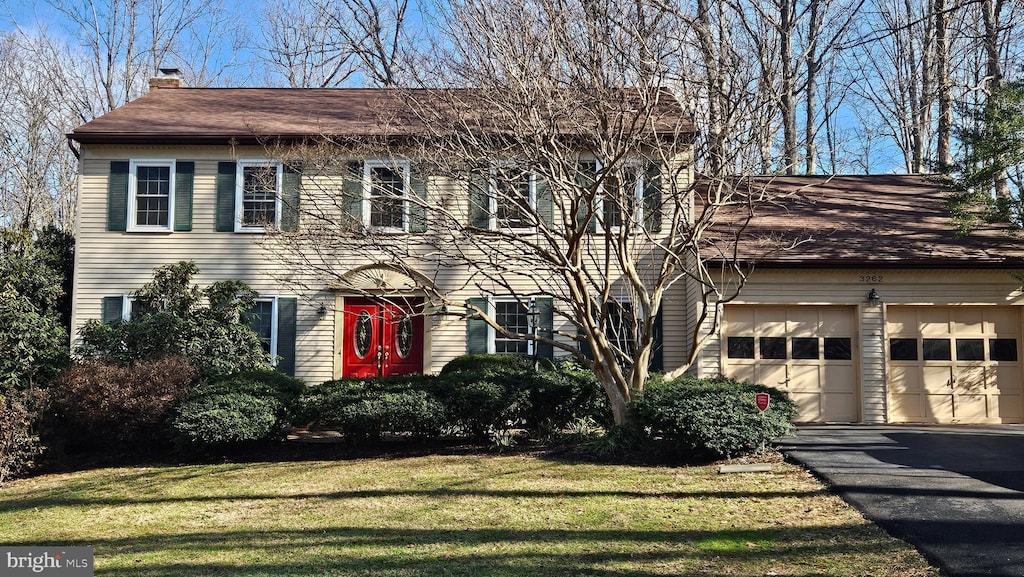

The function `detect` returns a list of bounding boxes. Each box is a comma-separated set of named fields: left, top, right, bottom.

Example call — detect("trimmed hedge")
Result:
left=172, top=392, right=280, bottom=446
left=296, top=355, right=611, bottom=443
left=171, top=370, right=306, bottom=448
left=632, top=375, right=795, bottom=459
left=191, top=370, right=305, bottom=408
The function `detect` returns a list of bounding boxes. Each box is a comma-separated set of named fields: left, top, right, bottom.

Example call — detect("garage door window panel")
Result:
left=824, top=338, right=852, bottom=360
left=759, top=337, right=786, bottom=359
left=955, top=339, right=985, bottom=362
left=727, top=337, right=754, bottom=359
left=923, top=339, right=952, bottom=361
left=890, top=338, right=918, bottom=361
left=990, top=339, right=1019, bottom=361
left=792, top=337, right=819, bottom=360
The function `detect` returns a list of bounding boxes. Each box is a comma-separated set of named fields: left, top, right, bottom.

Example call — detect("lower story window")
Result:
left=246, top=298, right=278, bottom=363
left=494, top=300, right=531, bottom=355
left=606, top=301, right=636, bottom=357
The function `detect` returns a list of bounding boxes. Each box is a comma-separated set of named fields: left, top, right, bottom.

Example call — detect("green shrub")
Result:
left=192, top=370, right=305, bottom=407
left=54, top=356, right=199, bottom=445
left=438, top=379, right=525, bottom=438
left=298, top=378, right=446, bottom=441
left=172, top=393, right=281, bottom=446
left=338, top=390, right=446, bottom=441
left=440, top=354, right=533, bottom=375
left=632, top=375, right=795, bottom=460
left=439, top=354, right=610, bottom=436
left=77, top=261, right=270, bottom=378
left=523, top=358, right=610, bottom=433
left=0, top=388, right=47, bottom=484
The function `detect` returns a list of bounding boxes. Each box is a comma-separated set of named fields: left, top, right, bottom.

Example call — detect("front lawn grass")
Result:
left=0, top=453, right=937, bottom=576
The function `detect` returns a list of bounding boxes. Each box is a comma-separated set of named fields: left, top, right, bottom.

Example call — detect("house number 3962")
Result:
left=858, top=275, right=883, bottom=283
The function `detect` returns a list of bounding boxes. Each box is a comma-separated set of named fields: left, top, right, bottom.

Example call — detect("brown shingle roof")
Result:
left=70, top=87, right=694, bottom=144
left=702, top=174, right=1024, bottom=268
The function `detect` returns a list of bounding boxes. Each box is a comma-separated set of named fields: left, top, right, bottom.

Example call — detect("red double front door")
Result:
left=342, top=297, right=424, bottom=378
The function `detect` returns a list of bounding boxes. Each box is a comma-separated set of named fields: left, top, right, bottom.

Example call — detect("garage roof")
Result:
left=701, top=174, right=1024, bottom=268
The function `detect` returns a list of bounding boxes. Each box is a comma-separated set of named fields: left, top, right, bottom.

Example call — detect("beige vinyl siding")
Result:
left=75, top=146, right=338, bottom=384
left=75, top=143, right=696, bottom=384
left=697, top=268, right=1024, bottom=423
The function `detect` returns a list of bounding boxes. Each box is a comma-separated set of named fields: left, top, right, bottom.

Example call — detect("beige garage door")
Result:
left=723, top=305, right=859, bottom=422
left=887, top=306, right=1023, bottom=424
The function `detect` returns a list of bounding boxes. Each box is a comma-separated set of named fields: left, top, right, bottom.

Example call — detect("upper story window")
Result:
left=577, top=159, right=661, bottom=233
left=128, top=159, right=175, bottom=232
left=601, top=165, right=643, bottom=230
left=491, top=166, right=535, bottom=230
left=365, top=160, right=410, bottom=233
left=236, top=160, right=282, bottom=232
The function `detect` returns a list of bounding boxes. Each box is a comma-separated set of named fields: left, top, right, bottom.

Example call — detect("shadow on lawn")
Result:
left=0, top=484, right=829, bottom=514
left=5, top=524, right=919, bottom=577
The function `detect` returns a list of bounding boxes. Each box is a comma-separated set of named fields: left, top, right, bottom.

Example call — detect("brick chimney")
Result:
left=149, top=68, right=183, bottom=90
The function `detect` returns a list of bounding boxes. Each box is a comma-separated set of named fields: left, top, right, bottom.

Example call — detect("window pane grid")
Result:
left=494, top=301, right=529, bottom=355
left=603, top=169, right=639, bottom=229
left=495, top=169, right=532, bottom=228
left=135, top=165, right=170, bottom=227
left=247, top=301, right=274, bottom=355
left=242, top=166, right=279, bottom=226
left=606, top=302, right=636, bottom=357
left=370, top=166, right=405, bottom=229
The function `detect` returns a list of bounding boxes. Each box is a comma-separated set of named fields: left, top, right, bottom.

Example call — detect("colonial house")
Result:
left=69, top=75, right=1024, bottom=425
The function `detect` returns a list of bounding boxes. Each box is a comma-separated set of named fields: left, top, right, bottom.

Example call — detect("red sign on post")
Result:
left=755, top=392, right=771, bottom=412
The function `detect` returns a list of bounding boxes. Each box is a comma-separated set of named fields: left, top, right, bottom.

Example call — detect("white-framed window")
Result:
left=490, top=164, right=536, bottom=231
left=490, top=298, right=534, bottom=355
left=364, top=159, right=410, bottom=233
left=604, top=300, right=636, bottom=358
left=245, top=297, right=279, bottom=365
left=127, top=159, right=175, bottom=232
left=582, top=159, right=644, bottom=232
left=236, top=160, right=283, bottom=232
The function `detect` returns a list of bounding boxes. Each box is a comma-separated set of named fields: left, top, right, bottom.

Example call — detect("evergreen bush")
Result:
left=632, top=375, right=795, bottom=459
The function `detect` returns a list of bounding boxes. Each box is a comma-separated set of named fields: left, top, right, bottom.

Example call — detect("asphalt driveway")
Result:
left=778, top=425, right=1024, bottom=577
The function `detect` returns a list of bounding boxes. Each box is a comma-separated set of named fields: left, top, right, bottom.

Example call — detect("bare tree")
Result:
left=0, top=30, right=86, bottom=230
left=261, top=0, right=789, bottom=424
left=46, top=0, right=229, bottom=110
left=256, top=0, right=358, bottom=87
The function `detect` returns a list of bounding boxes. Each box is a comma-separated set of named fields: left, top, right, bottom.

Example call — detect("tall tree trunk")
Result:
left=780, top=0, right=797, bottom=174
left=934, top=0, right=952, bottom=169
left=982, top=0, right=1008, bottom=195
left=805, top=0, right=821, bottom=174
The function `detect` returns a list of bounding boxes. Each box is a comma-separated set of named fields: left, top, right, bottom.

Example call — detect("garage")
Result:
left=722, top=305, right=859, bottom=422
left=886, top=306, right=1024, bottom=424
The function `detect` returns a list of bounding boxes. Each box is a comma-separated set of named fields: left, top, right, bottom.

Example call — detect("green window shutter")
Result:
left=409, top=169, right=428, bottom=233
left=173, top=161, right=194, bottom=232
left=650, top=307, right=664, bottom=372
left=281, top=162, right=302, bottom=232
left=536, top=297, right=554, bottom=359
left=469, top=169, right=491, bottom=229
left=643, top=162, right=662, bottom=233
left=101, top=296, right=123, bottom=324
left=466, top=297, right=489, bottom=354
left=276, top=297, right=298, bottom=376
left=108, top=161, right=129, bottom=232
left=536, top=177, right=553, bottom=228
left=216, top=161, right=236, bottom=232
left=342, top=161, right=365, bottom=224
